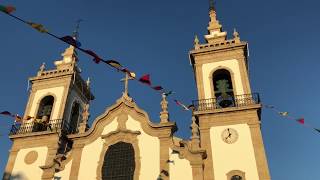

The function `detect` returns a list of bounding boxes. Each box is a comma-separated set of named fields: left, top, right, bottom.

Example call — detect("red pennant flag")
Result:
left=297, top=118, right=305, bottom=125
left=59, top=36, right=81, bottom=47
left=0, top=111, right=12, bottom=116
left=139, top=74, right=151, bottom=86
left=5, top=6, right=16, bottom=13
left=174, top=100, right=190, bottom=111
left=84, top=50, right=102, bottom=63
left=0, top=5, right=16, bottom=14
left=152, top=86, right=163, bottom=91
left=15, top=114, right=22, bottom=122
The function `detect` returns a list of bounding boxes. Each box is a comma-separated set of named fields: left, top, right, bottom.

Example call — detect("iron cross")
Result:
left=121, top=72, right=134, bottom=95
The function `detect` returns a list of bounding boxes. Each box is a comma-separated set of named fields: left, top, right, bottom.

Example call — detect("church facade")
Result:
left=3, top=3, right=271, bottom=180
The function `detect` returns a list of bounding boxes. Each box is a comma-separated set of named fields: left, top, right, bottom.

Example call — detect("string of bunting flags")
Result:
left=1, top=4, right=319, bottom=136
left=263, top=105, right=320, bottom=134
left=0, top=111, right=31, bottom=123
left=0, top=4, right=178, bottom=101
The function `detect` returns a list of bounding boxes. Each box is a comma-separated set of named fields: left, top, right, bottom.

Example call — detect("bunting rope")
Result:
left=0, top=5, right=182, bottom=102
left=263, top=105, right=320, bottom=134
left=2, top=5, right=318, bottom=136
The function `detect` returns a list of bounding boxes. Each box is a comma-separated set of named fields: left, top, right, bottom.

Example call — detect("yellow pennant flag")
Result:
left=27, top=22, right=48, bottom=33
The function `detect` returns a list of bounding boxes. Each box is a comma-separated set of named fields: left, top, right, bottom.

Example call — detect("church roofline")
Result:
left=68, top=94, right=177, bottom=140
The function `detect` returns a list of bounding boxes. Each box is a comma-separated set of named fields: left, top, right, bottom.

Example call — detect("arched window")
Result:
left=212, top=69, right=235, bottom=108
left=69, top=102, right=80, bottom=134
left=102, top=142, right=135, bottom=180
left=36, top=96, right=54, bottom=121
left=227, top=170, right=246, bottom=180
left=231, top=175, right=242, bottom=180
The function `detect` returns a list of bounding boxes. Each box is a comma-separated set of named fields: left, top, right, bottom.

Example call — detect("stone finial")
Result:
left=190, top=116, right=200, bottom=150
left=160, top=93, right=169, bottom=123
left=233, top=28, right=241, bottom=43
left=194, top=35, right=200, bottom=50
left=37, top=62, right=46, bottom=76
left=78, top=104, right=90, bottom=133
left=205, top=6, right=227, bottom=44
left=54, top=45, right=78, bottom=69
left=86, top=77, right=91, bottom=89
left=40, top=62, right=46, bottom=71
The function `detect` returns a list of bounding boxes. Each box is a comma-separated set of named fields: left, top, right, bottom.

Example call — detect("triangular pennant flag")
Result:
left=0, top=5, right=16, bottom=14
left=104, top=60, right=122, bottom=69
left=0, top=111, right=12, bottom=116
left=139, top=74, right=151, bottom=86
left=279, top=112, right=289, bottom=116
left=84, top=50, right=102, bottom=63
left=152, top=86, right=163, bottom=91
left=59, top=36, right=81, bottom=47
left=174, top=99, right=190, bottom=111
left=264, top=105, right=275, bottom=109
left=296, top=118, right=305, bottom=125
left=314, top=128, right=320, bottom=133
left=14, top=114, right=22, bottom=122
left=163, top=91, right=173, bottom=97
left=27, top=22, right=48, bottom=33
left=121, top=68, right=136, bottom=78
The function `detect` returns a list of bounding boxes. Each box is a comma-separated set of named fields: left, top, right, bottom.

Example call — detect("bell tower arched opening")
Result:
left=69, top=102, right=80, bottom=134
left=36, top=95, right=54, bottom=121
left=212, top=69, right=235, bottom=108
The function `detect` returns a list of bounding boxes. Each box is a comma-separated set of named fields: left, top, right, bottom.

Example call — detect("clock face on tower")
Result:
left=221, top=128, right=239, bottom=144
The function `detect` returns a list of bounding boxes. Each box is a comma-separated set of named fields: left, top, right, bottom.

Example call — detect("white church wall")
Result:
left=126, top=116, right=160, bottom=180
left=11, top=147, right=48, bottom=180
left=168, top=148, right=193, bottom=180
left=29, top=86, right=65, bottom=120
left=77, top=119, right=118, bottom=180
left=54, top=159, right=73, bottom=180
left=210, top=124, right=259, bottom=180
left=202, top=59, right=244, bottom=99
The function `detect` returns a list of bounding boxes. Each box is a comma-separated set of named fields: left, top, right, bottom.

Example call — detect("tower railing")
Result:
left=192, top=93, right=260, bottom=112
left=9, top=119, right=71, bottom=136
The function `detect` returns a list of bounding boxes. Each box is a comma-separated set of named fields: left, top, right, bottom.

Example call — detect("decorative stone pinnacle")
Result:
left=233, top=28, right=241, bottom=43
left=194, top=35, right=200, bottom=50
left=78, top=104, right=90, bottom=133
left=40, top=62, right=46, bottom=72
left=160, top=93, right=169, bottom=123
left=190, top=116, right=200, bottom=149
left=205, top=4, right=227, bottom=44
left=37, top=62, right=46, bottom=76
left=86, top=77, right=91, bottom=89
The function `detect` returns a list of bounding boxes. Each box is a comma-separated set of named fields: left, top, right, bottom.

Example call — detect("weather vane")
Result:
left=209, top=0, right=216, bottom=11
left=72, top=19, right=83, bottom=39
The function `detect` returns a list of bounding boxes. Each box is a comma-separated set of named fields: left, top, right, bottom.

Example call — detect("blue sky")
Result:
left=0, top=0, right=320, bottom=179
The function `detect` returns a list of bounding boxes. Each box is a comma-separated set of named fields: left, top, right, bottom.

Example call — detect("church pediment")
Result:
left=68, top=93, right=176, bottom=141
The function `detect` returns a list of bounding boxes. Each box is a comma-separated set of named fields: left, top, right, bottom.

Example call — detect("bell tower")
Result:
left=189, top=1, right=270, bottom=180
left=3, top=43, right=94, bottom=180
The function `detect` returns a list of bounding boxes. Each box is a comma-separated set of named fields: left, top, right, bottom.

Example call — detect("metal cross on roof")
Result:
left=120, top=72, right=134, bottom=95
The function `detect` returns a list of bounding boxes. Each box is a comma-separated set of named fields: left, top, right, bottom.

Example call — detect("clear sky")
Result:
left=0, top=0, right=319, bottom=179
